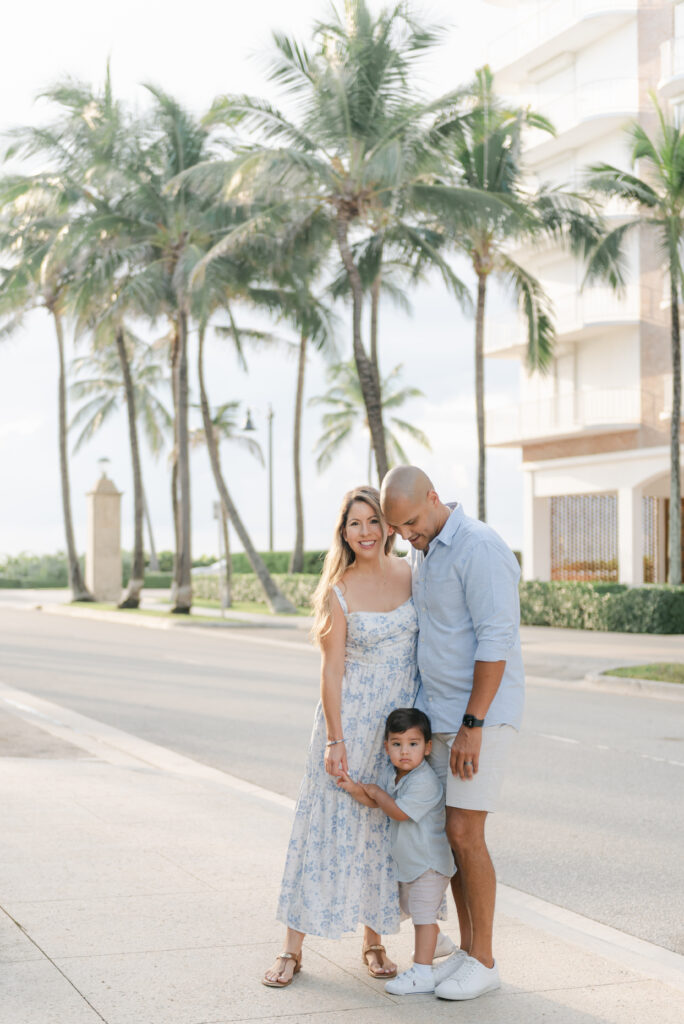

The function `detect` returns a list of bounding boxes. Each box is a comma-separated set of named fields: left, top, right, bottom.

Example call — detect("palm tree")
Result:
left=183, top=0, right=475, bottom=483
left=431, top=66, right=625, bottom=521
left=0, top=177, right=93, bottom=601
left=587, top=99, right=684, bottom=584
left=69, top=335, right=172, bottom=576
left=191, top=400, right=263, bottom=607
left=310, top=359, right=431, bottom=483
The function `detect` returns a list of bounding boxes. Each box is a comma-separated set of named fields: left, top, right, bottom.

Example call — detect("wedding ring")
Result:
left=464, top=761, right=473, bottom=766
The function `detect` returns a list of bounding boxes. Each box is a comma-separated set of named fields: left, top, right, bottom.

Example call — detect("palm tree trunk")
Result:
left=669, top=273, right=682, bottom=585
left=172, top=309, right=192, bottom=613
left=170, top=453, right=179, bottom=601
left=370, top=270, right=382, bottom=387
left=169, top=323, right=180, bottom=605
left=289, top=331, right=307, bottom=573
left=337, top=217, right=389, bottom=481
left=53, top=311, right=93, bottom=602
left=143, top=485, right=159, bottom=572
left=197, top=327, right=296, bottom=613
left=221, top=505, right=232, bottom=608
left=475, top=273, right=487, bottom=522
left=115, top=327, right=145, bottom=608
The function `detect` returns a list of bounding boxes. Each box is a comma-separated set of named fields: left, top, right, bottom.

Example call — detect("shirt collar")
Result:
left=433, top=503, right=463, bottom=547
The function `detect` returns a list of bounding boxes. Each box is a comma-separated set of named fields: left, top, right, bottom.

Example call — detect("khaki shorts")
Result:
left=398, top=869, right=451, bottom=925
left=429, top=725, right=516, bottom=812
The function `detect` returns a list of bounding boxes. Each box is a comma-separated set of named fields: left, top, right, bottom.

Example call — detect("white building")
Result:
left=484, top=0, right=680, bottom=584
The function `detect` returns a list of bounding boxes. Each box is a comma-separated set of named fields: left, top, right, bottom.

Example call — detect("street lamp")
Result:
left=242, top=405, right=274, bottom=551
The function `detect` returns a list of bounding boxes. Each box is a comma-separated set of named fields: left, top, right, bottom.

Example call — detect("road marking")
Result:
left=532, top=732, right=684, bottom=768
left=539, top=733, right=580, bottom=744
left=1, top=678, right=684, bottom=993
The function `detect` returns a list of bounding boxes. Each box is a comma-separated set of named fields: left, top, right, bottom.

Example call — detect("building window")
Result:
left=550, top=493, right=618, bottom=581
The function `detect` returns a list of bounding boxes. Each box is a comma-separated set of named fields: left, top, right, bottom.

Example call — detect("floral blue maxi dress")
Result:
left=276, top=586, right=419, bottom=939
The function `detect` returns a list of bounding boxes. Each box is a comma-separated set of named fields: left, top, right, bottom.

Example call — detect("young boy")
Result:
left=337, top=707, right=456, bottom=995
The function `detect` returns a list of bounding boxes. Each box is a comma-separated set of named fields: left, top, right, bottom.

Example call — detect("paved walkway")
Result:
left=1, top=686, right=683, bottom=1024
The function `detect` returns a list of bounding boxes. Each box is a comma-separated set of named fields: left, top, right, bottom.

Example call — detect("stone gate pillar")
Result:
left=86, top=471, right=122, bottom=601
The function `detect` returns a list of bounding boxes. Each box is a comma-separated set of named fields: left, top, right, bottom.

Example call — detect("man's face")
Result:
left=382, top=491, right=441, bottom=551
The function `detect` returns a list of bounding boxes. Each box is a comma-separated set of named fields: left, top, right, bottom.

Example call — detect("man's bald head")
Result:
left=380, top=465, right=450, bottom=552
left=381, top=465, right=434, bottom=508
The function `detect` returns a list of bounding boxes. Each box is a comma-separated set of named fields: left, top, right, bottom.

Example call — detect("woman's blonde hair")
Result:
left=311, top=485, right=395, bottom=647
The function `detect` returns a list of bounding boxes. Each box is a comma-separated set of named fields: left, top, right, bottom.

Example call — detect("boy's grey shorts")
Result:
left=398, top=868, right=452, bottom=925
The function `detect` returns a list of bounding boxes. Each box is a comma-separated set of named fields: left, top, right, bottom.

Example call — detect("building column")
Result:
left=523, top=471, right=551, bottom=580
left=617, top=486, right=643, bottom=585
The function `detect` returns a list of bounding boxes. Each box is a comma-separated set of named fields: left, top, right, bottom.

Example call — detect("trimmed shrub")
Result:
left=519, top=580, right=684, bottom=634
left=229, top=550, right=327, bottom=575
left=193, top=573, right=319, bottom=610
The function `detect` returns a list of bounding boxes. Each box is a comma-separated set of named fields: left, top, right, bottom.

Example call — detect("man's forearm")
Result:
left=466, top=660, right=506, bottom=720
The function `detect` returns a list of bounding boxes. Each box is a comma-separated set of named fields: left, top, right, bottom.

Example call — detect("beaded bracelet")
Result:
left=325, top=738, right=345, bottom=747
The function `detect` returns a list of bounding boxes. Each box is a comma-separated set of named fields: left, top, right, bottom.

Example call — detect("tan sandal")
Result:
left=261, top=950, right=302, bottom=988
left=362, top=943, right=397, bottom=979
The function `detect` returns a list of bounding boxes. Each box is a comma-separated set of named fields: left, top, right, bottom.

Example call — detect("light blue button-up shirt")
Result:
left=411, top=503, right=524, bottom=733
left=380, top=759, right=456, bottom=882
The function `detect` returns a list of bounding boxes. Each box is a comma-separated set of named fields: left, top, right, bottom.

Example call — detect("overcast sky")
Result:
left=0, top=0, right=524, bottom=561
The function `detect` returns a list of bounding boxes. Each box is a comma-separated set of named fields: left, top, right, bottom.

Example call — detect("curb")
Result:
left=526, top=672, right=684, bottom=702
left=584, top=671, right=684, bottom=701
left=36, top=603, right=311, bottom=632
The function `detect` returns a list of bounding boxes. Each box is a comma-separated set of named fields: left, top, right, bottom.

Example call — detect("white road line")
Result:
left=539, top=732, right=580, bottom=744
left=1, top=678, right=684, bottom=993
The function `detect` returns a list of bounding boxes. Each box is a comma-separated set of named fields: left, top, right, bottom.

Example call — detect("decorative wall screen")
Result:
left=642, top=496, right=659, bottom=584
left=550, top=493, right=618, bottom=581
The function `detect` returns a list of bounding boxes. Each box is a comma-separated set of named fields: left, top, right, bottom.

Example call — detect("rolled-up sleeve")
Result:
left=461, top=540, right=520, bottom=663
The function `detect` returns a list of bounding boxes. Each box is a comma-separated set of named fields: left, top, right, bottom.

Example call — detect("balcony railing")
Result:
left=488, top=0, right=638, bottom=75
left=487, top=387, right=654, bottom=446
left=485, top=286, right=644, bottom=356
left=524, top=78, right=639, bottom=151
left=660, top=38, right=684, bottom=98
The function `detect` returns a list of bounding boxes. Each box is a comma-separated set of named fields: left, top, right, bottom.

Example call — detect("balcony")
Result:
left=659, top=38, right=684, bottom=100
left=485, top=286, right=642, bottom=359
left=523, top=78, right=639, bottom=164
left=487, top=387, right=652, bottom=447
left=488, top=0, right=638, bottom=85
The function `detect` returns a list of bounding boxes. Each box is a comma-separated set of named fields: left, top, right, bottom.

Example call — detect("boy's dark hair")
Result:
left=384, top=707, right=432, bottom=742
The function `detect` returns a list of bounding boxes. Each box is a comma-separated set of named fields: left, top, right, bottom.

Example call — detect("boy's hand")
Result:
left=336, top=769, right=362, bottom=796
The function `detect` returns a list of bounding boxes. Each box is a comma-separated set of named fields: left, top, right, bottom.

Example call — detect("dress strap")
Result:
left=332, top=584, right=348, bottom=615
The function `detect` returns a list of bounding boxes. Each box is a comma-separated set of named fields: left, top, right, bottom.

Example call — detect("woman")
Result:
left=263, top=485, right=419, bottom=987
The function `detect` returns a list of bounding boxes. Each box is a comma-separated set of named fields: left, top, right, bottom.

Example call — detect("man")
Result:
left=380, top=465, right=524, bottom=1001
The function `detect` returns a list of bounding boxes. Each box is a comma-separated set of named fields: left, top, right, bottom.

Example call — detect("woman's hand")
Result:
left=324, top=740, right=348, bottom=778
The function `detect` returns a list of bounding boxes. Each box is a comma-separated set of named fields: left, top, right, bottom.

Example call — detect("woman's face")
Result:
left=342, top=500, right=388, bottom=561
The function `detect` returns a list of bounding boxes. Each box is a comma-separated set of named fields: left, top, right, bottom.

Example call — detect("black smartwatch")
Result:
left=462, top=714, right=485, bottom=728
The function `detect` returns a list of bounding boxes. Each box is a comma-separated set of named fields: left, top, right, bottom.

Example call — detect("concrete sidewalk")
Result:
left=1, top=691, right=684, bottom=1024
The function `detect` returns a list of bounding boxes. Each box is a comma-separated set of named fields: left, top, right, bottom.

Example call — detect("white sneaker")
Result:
left=432, top=949, right=468, bottom=986
left=434, top=955, right=500, bottom=1000
left=385, top=965, right=435, bottom=995
left=413, top=931, right=458, bottom=961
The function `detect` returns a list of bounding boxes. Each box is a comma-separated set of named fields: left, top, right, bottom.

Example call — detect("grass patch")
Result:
left=190, top=597, right=310, bottom=617
left=602, top=663, right=684, bottom=684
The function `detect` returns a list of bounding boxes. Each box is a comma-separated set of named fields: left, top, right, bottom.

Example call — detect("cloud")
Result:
left=0, top=417, right=43, bottom=443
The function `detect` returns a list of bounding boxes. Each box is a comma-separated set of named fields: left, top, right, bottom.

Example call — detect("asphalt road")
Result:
left=1, top=607, right=683, bottom=955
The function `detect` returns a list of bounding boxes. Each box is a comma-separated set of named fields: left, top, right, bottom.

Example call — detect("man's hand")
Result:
left=450, top=726, right=483, bottom=780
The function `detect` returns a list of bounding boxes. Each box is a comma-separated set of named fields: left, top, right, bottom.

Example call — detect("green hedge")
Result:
left=193, top=573, right=319, bottom=609
left=520, top=581, right=684, bottom=634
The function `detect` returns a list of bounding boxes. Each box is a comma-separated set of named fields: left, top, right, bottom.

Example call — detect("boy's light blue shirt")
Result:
left=381, top=758, right=455, bottom=883
left=410, top=503, right=525, bottom=733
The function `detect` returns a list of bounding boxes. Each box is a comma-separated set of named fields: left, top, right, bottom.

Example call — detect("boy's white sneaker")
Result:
left=385, top=965, right=435, bottom=995
left=434, top=955, right=500, bottom=1000
left=413, top=931, right=458, bottom=961
left=432, top=949, right=468, bottom=986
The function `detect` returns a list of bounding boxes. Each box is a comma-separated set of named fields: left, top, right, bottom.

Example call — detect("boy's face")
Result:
left=384, top=727, right=431, bottom=774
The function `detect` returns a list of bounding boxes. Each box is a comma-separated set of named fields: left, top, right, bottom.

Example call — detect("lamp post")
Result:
left=242, top=405, right=275, bottom=552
